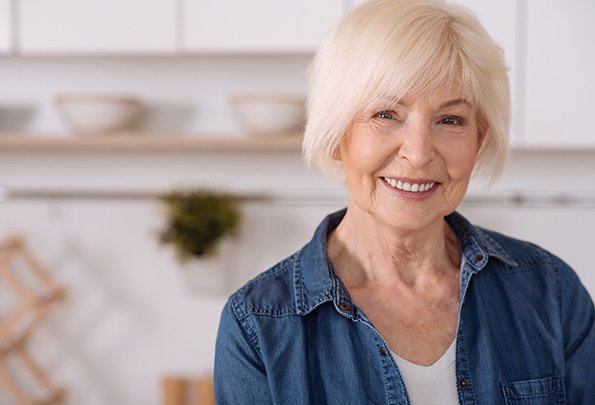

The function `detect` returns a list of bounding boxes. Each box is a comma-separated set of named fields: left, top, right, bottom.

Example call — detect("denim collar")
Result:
left=293, top=208, right=518, bottom=317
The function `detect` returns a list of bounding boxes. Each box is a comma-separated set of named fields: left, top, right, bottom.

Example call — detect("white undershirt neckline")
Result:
left=391, top=337, right=456, bottom=376
left=390, top=339, right=459, bottom=405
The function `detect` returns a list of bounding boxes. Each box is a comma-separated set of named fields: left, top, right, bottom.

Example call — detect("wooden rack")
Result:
left=0, top=236, right=67, bottom=405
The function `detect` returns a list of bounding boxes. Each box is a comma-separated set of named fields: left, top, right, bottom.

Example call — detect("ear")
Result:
left=332, top=145, right=342, bottom=161
left=476, top=131, right=485, bottom=153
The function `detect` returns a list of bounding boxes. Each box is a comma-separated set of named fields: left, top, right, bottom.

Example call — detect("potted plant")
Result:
left=158, top=189, right=241, bottom=263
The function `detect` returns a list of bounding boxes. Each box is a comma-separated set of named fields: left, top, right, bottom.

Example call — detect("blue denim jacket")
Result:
left=214, top=209, right=595, bottom=404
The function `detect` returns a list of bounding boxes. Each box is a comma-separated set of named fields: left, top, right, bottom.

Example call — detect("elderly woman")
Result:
left=214, top=0, right=595, bottom=403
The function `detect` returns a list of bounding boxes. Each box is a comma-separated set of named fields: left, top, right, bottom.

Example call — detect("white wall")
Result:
left=1, top=56, right=594, bottom=404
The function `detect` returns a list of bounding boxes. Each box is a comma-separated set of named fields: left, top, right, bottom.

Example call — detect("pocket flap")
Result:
left=502, top=376, right=563, bottom=399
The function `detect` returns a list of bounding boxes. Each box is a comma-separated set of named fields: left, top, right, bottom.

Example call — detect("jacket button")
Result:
left=474, top=255, right=484, bottom=263
left=458, top=379, right=468, bottom=389
left=339, top=303, right=351, bottom=312
left=378, top=347, right=387, bottom=357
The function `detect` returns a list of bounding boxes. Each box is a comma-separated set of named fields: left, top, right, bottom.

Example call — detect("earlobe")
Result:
left=332, top=146, right=342, bottom=161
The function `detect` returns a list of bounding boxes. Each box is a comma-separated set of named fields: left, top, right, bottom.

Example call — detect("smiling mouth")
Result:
left=382, top=177, right=437, bottom=193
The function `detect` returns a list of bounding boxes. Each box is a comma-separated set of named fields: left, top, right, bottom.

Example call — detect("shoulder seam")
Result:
left=238, top=314, right=264, bottom=358
left=293, top=248, right=305, bottom=314
left=550, top=252, right=564, bottom=329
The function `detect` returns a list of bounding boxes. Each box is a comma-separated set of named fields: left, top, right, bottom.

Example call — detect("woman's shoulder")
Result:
left=473, top=225, right=593, bottom=324
left=225, top=210, right=341, bottom=321
left=226, top=249, right=304, bottom=321
left=448, top=211, right=560, bottom=272
left=475, top=225, right=581, bottom=286
left=477, top=226, right=554, bottom=267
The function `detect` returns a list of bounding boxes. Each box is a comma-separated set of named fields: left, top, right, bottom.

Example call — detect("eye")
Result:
left=439, top=115, right=465, bottom=126
left=374, top=110, right=396, bottom=120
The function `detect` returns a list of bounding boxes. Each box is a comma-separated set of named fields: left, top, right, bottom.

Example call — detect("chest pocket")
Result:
left=501, top=376, right=565, bottom=405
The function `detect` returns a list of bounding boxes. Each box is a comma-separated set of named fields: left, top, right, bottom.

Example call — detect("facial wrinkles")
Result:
left=381, top=111, right=471, bottom=216
left=341, top=128, right=380, bottom=213
left=342, top=88, right=480, bottom=229
left=386, top=157, right=449, bottom=219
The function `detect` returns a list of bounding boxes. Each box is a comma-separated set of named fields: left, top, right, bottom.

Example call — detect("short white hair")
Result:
left=303, top=0, right=510, bottom=183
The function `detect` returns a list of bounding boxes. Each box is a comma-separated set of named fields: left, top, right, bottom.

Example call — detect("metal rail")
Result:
left=1, top=186, right=595, bottom=208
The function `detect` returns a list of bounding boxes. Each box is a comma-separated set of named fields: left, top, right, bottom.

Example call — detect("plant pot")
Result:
left=179, top=238, right=236, bottom=296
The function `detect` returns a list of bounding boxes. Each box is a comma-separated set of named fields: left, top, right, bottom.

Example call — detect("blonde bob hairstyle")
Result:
left=303, top=0, right=510, bottom=183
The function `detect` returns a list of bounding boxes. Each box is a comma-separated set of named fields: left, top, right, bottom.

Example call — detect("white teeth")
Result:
left=384, top=177, right=435, bottom=193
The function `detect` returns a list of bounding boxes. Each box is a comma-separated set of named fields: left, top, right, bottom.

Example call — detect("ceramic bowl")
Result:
left=230, top=94, right=305, bottom=135
left=55, top=93, right=142, bottom=134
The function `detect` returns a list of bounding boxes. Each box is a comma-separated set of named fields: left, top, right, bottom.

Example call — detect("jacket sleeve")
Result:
left=556, top=256, right=595, bottom=403
left=214, top=300, right=273, bottom=405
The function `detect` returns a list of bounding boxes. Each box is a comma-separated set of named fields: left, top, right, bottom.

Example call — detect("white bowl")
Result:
left=55, top=94, right=142, bottom=134
left=230, top=94, right=305, bottom=135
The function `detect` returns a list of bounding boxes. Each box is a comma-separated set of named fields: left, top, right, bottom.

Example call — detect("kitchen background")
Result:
left=0, top=0, right=594, bottom=404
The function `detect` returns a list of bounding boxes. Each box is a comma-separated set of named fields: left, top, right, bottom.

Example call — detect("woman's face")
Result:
left=336, top=86, right=482, bottom=232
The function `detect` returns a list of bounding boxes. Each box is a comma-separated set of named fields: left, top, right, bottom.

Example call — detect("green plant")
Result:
left=158, top=189, right=241, bottom=262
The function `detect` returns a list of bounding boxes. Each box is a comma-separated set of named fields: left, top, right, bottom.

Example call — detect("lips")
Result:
left=382, top=177, right=437, bottom=193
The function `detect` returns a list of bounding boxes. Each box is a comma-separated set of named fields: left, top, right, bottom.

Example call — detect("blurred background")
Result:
left=0, top=0, right=594, bottom=404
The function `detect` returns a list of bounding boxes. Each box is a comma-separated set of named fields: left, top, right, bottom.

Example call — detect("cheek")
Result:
left=447, top=142, right=479, bottom=180
left=341, top=134, right=386, bottom=175
left=439, top=127, right=480, bottom=172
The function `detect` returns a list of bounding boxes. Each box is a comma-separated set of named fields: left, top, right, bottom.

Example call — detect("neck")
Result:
left=327, top=208, right=461, bottom=289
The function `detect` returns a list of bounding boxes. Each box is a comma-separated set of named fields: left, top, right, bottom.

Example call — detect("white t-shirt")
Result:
left=391, top=336, right=459, bottom=404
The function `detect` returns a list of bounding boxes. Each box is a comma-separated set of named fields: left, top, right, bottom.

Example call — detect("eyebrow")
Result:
left=439, top=98, right=471, bottom=108
left=383, top=97, right=472, bottom=108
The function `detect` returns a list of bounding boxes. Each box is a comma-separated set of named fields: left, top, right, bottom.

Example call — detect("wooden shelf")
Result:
left=0, top=133, right=303, bottom=152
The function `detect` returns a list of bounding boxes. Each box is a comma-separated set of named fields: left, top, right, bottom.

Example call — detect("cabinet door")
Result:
left=0, top=0, right=11, bottom=54
left=19, top=0, right=176, bottom=54
left=454, top=0, right=519, bottom=146
left=525, top=0, right=595, bottom=148
left=183, top=0, right=345, bottom=53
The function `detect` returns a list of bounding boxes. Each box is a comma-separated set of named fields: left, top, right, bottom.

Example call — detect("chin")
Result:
left=372, top=204, right=447, bottom=232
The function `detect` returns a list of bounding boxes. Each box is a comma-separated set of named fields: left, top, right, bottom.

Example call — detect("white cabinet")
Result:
left=0, top=0, right=11, bottom=54
left=454, top=0, right=517, bottom=83
left=18, top=0, right=177, bottom=54
left=183, top=0, right=345, bottom=53
left=524, top=0, right=595, bottom=148
left=454, top=0, right=519, bottom=146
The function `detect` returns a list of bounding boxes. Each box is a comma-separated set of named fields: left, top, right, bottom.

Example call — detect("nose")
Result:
left=396, top=118, right=435, bottom=169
